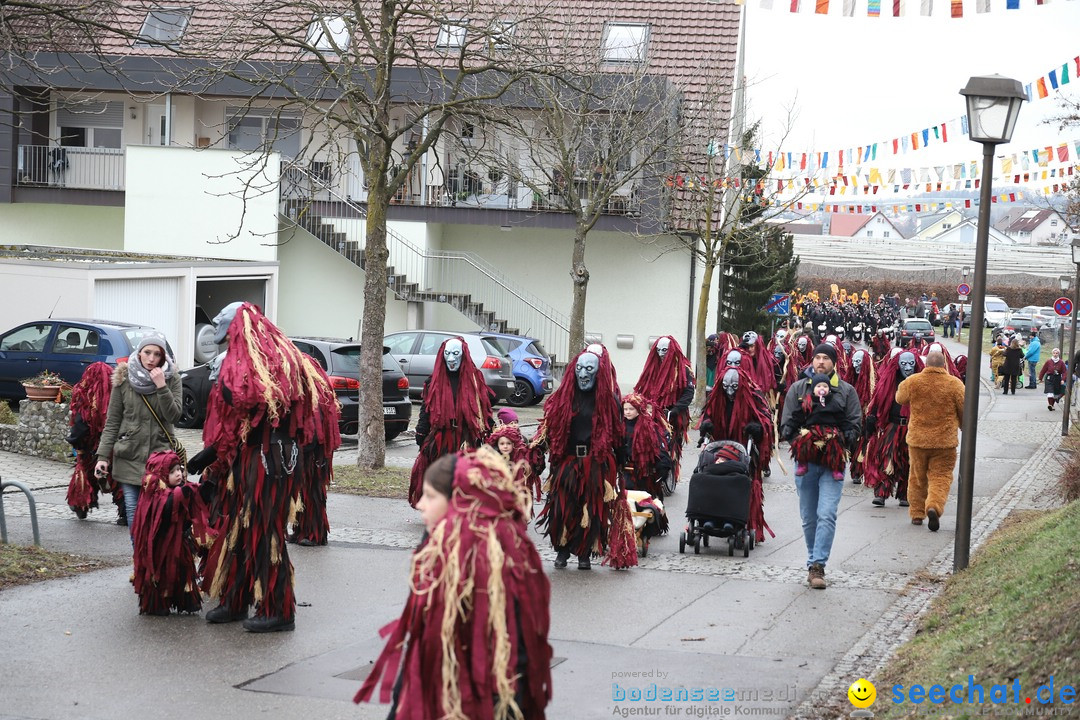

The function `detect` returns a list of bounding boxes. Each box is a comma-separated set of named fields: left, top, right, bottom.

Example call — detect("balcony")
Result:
left=16, top=145, right=125, bottom=191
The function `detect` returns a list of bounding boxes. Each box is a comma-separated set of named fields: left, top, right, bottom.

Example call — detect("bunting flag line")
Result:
left=757, top=0, right=1060, bottom=16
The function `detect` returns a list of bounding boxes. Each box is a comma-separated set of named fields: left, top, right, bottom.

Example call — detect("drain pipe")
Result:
left=686, top=233, right=697, bottom=352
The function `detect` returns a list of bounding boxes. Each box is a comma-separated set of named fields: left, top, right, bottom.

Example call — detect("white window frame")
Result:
left=306, top=15, right=351, bottom=53
left=601, top=23, right=649, bottom=63
left=134, top=7, right=193, bottom=47
left=436, top=21, right=468, bottom=49
left=492, top=21, right=515, bottom=49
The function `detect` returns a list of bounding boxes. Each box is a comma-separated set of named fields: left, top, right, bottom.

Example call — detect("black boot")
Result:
left=577, top=555, right=591, bottom=570
left=205, top=604, right=249, bottom=624
left=554, top=550, right=570, bottom=569
left=243, top=615, right=295, bottom=633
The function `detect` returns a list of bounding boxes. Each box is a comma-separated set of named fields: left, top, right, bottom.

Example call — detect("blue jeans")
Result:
left=794, top=463, right=844, bottom=568
left=121, top=483, right=141, bottom=537
left=1028, top=361, right=1038, bottom=387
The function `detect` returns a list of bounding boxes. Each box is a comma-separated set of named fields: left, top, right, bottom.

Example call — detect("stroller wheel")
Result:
left=663, top=470, right=677, bottom=496
left=748, top=533, right=755, bottom=550
left=727, top=535, right=735, bottom=557
left=678, top=532, right=686, bottom=554
left=693, top=534, right=702, bottom=555
left=742, top=529, right=750, bottom=558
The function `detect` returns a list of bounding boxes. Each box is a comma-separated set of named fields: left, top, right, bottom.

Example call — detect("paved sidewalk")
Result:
left=0, top=338, right=1068, bottom=720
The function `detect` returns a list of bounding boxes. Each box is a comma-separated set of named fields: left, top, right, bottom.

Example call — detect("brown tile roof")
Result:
left=828, top=213, right=873, bottom=237
left=1005, top=208, right=1056, bottom=233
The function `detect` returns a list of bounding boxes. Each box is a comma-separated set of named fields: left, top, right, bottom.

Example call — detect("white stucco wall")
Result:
left=124, top=146, right=281, bottom=261
left=0, top=262, right=91, bottom=332
left=439, top=225, right=693, bottom=385
left=276, top=224, right=409, bottom=340
left=0, top=204, right=125, bottom=250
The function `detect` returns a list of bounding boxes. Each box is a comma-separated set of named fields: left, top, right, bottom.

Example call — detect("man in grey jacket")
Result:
left=780, top=343, right=862, bottom=589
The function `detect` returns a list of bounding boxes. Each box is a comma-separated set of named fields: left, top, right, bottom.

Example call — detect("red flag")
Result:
left=951, top=0, right=962, bottom=18
left=829, top=186, right=836, bottom=195
left=893, top=0, right=902, bottom=15
left=797, top=203, right=804, bottom=209
left=892, top=138, right=899, bottom=154
left=915, top=204, right=921, bottom=211
left=1014, top=175, right=1020, bottom=183
left=991, top=196, right=997, bottom=203
left=800, top=153, right=807, bottom=170
left=964, top=199, right=971, bottom=208
left=791, top=0, right=800, bottom=10
left=778, top=180, right=784, bottom=192
left=1058, top=144, right=1069, bottom=162
left=871, top=205, right=878, bottom=211
left=975, top=180, right=980, bottom=189
left=941, top=123, right=948, bottom=142
left=1009, top=192, right=1016, bottom=202
left=839, top=150, right=844, bottom=166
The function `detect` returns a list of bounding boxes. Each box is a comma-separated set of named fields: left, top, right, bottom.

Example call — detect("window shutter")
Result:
left=56, top=101, right=124, bottom=128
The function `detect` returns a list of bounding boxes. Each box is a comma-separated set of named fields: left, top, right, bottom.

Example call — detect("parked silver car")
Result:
left=383, top=330, right=517, bottom=404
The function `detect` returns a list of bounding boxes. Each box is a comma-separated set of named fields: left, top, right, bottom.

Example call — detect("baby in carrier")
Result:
left=790, top=374, right=847, bottom=481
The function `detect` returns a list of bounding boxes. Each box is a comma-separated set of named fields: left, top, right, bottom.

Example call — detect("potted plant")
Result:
left=21, top=369, right=66, bottom=402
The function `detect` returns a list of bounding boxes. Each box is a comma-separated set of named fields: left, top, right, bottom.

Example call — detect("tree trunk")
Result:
left=356, top=161, right=391, bottom=470
left=692, top=259, right=715, bottom=411
left=567, top=224, right=590, bottom=356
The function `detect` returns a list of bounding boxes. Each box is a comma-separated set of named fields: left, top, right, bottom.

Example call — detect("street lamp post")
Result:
left=1058, top=275, right=1071, bottom=363
left=955, top=75, right=1025, bottom=573
left=1061, top=239, right=1080, bottom=436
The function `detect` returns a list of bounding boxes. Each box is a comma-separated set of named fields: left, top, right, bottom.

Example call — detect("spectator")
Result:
left=1024, top=330, right=1042, bottom=389
left=780, top=343, right=862, bottom=590
left=895, top=352, right=964, bottom=532
left=1001, top=337, right=1024, bottom=395
left=944, top=304, right=958, bottom=339
left=1039, top=348, right=1067, bottom=411
left=989, top=336, right=1007, bottom=388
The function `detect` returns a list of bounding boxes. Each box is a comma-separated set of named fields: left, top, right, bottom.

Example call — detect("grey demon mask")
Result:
left=443, top=338, right=464, bottom=372
left=898, top=351, right=917, bottom=378
left=212, top=301, right=245, bottom=345
left=575, top=352, right=600, bottom=391
left=722, top=368, right=739, bottom=399
left=773, top=346, right=785, bottom=363
left=796, top=336, right=808, bottom=353
left=725, top=350, right=742, bottom=368
left=775, top=329, right=788, bottom=344
left=742, top=331, right=758, bottom=346
left=852, top=350, right=865, bottom=374
left=655, top=337, right=671, bottom=359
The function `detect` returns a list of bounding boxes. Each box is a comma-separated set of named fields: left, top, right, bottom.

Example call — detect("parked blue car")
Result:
left=0, top=319, right=169, bottom=400
left=480, top=332, right=554, bottom=407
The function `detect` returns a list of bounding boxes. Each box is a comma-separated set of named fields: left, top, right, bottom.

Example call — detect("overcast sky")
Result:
left=740, top=0, right=1080, bottom=183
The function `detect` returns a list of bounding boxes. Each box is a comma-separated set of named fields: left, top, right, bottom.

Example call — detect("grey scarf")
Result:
left=126, top=350, right=175, bottom=395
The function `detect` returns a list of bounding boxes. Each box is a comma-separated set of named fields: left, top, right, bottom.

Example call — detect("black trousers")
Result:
left=1002, top=373, right=1018, bottom=394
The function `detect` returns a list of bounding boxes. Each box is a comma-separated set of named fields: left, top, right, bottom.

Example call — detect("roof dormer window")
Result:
left=601, top=23, right=649, bottom=63
left=307, top=15, right=351, bottom=53
left=436, top=21, right=468, bottom=49
left=135, top=7, right=192, bottom=47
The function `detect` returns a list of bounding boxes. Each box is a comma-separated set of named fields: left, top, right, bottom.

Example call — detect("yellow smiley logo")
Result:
left=848, top=678, right=876, bottom=709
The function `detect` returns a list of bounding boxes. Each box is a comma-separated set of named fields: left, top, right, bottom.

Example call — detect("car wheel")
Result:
left=507, top=378, right=535, bottom=407
left=176, top=385, right=203, bottom=429
left=385, top=427, right=402, bottom=441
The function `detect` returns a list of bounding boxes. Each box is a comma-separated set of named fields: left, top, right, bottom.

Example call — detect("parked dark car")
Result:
left=991, top=315, right=1036, bottom=343
left=177, top=338, right=412, bottom=440
left=480, top=332, right=554, bottom=406
left=383, top=330, right=517, bottom=404
left=0, top=319, right=169, bottom=400
left=898, top=318, right=935, bottom=347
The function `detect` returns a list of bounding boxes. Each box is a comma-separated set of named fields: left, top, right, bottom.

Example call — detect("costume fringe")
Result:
left=602, top=487, right=638, bottom=569
left=537, top=455, right=615, bottom=557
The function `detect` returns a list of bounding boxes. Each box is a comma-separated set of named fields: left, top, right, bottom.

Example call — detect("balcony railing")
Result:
left=283, top=155, right=640, bottom=217
left=16, top=145, right=125, bottom=191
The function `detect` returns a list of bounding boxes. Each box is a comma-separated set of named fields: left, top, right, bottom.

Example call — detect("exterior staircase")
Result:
left=279, top=163, right=569, bottom=362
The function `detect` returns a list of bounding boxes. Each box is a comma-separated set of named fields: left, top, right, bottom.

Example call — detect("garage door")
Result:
left=94, top=278, right=181, bottom=348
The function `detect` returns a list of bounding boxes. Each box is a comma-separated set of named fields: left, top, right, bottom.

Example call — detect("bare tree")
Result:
left=469, top=28, right=681, bottom=353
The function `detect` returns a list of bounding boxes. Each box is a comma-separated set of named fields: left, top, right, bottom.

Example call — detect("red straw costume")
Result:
left=864, top=352, right=923, bottom=502
left=66, top=362, right=125, bottom=521
left=847, top=350, right=877, bottom=483
left=408, top=337, right=493, bottom=507
left=199, top=303, right=339, bottom=629
left=131, top=451, right=212, bottom=615
left=532, top=347, right=635, bottom=568
left=633, top=336, right=693, bottom=480
left=288, top=356, right=342, bottom=546
left=487, top=422, right=539, bottom=504
left=618, top=392, right=672, bottom=499
left=701, top=366, right=774, bottom=542
left=355, top=447, right=552, bottom=719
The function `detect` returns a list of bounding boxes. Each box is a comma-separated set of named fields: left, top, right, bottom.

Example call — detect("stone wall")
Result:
left=0, top=400, right=72, bottom=462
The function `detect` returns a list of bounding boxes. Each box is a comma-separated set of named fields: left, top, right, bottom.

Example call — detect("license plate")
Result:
left=507, top=381, right=516, bottom=387
left=382, top=407, right=395, bottom=416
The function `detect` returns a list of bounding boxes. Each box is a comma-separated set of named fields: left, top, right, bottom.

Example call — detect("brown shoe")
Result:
left=911, top=518, right=923, bottom=525
left=808, top=563, right=827, bottom=589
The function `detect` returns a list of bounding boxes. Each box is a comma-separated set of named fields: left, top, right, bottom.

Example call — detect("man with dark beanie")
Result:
left=780, top=343, right=862, bottom=589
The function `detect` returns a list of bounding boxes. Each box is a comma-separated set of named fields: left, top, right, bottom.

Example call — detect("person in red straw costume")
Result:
left=618, top=392, right=672, bottom=500
left=131, top=450, right=212, bottom=616
left=532, top=346, right=635, bottom=570
left=864, top=349, right=923, bottom=508
left=408, top=336, right=493, bottom=507
left=633, top=335, right=693, bottom=480
left=66, top=361, right=125, bottom=522
left=354, top=446, right=552, bottom=720
left=847, top=349, right=877, bottom=485
left=699, top=365, right=774, bottom=543
left=287, top=357, right=342, bottom=546
left=487, top=421, right=539, bottom=503
left=193, top=302, right=340, bottom=632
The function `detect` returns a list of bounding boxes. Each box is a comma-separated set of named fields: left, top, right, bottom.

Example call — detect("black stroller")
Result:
left=679, top=439, right=755, bottom=557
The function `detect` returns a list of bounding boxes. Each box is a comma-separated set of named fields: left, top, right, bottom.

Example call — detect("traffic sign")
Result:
left=1055, top=296, right=1073, bottom=317
left=764, top=293, right=790, bottom=316
left=958, top=294, right=968, bottom=302
left=957, top=283, right=971, bottom=296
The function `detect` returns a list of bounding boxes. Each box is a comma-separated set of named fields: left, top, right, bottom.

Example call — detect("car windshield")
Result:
left=906, top=320, right=932, bottom=331
left=527, top=340, right=548, bottom=357
left=986, top=300, right=1009, bottom=312
left=481, top=337, right=509, bottom=356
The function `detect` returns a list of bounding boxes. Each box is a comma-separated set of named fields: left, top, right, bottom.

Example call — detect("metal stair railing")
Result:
left=280, top=161, right=570, bottom=363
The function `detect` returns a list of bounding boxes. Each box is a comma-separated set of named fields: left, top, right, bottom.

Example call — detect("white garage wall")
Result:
left=439, top=225, right=693, bottom=386
left=0, top=263, right=92, bottom=332
left=124, top=146, right=281, bottom=262
left=276, top=224, right=409, bottom=340
left=94, top=277, right=183, bottom=354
